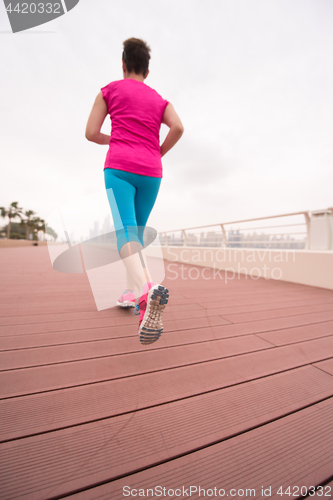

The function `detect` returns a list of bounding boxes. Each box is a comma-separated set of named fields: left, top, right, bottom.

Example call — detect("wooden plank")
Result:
left=0, top=313, right=231, bottom=337
left=0, top=336, right=332, bottom=400
left=2, top=295, right=330, bottom=327
left=0, top=333, right=270, bottom=371
left=313, top=358, right=333, bottom=376
left=64, top=398, right=333, bottom=500
left=0, top=303, right=202, bottom=326
left=1, top=320, right=332, bottom=371
left=2, top=396, right=332, bottom=500
left=257, top=321, right=333, bottom=346
left=1, top=370, right=333, bottom=499
left=221, top=302, right=333, bottom=323
left=1, top=246, right=333, bottom=500
left=0, top=315, right=135, bottom=336
left=0, top=364, right=332, bottom=442
left=208, top=296, right=333, bottom=316
left=1, top=315, right=333, bottom=354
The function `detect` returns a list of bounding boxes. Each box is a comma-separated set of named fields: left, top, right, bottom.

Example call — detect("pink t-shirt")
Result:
left=101, top=79, right=169, bottom=178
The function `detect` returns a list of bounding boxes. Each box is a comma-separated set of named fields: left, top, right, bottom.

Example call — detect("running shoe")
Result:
left=137, top=282, right=169, bottom=345
left=116, top=289, right=136, bottom=308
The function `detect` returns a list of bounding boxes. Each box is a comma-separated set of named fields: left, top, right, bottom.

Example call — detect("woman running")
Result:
left=85, top=38, right=184, bottom=345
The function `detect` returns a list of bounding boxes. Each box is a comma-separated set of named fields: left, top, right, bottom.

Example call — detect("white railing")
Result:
left=158, top=207, right=333, bottom=251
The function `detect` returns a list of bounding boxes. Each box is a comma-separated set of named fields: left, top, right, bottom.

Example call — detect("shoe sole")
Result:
left=139, top=285, right=169, bottom=345
left=116, top=301, right=135, bottom=308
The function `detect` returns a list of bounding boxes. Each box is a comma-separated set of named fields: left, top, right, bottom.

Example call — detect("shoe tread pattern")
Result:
left=139, top=285, right=169, bottom=345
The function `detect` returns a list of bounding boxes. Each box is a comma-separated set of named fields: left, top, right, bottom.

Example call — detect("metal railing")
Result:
left=157, top=207, right=333, bottom=250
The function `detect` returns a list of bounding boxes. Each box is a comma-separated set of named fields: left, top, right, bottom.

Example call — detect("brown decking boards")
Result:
left=64, top=398, right=333, bottom=500
left=0, top=245, right=333, bottom=499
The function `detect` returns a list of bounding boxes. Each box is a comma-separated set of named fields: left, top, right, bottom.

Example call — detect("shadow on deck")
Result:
left=0, top=245, right=333, bottom=499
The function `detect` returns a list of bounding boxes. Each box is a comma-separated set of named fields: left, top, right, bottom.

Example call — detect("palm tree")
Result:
left=46, top=226, right=58, bottom=241
left=38, top=219, right=46, bottom=241
left=34, top=218, right=46, bottom=241
left=0, top=202, right=24, bottom=239
left=20, top=210, right=37, bottom=240
left=30, top=216, right=43, bottom=241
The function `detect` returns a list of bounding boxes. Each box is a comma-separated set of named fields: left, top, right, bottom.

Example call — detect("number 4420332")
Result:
left=277, top=485, right=331, bottom=497
left=5, top=3, right=61, bottom=14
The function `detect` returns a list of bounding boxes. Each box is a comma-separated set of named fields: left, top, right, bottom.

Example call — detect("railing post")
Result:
left=164, top=232, right=168, bottom=246
left=220, top=224, right=227, bottom=247
left=183, top=230, right=187, bottom=247
left=304, top=212, right=311, bottom=250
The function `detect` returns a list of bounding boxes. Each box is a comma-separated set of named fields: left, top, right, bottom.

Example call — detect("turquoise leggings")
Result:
left=104, top=168, right=161, bottom=254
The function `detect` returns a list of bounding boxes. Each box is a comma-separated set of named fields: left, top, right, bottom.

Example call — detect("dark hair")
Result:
left=122, top=38, right=151, bottom=76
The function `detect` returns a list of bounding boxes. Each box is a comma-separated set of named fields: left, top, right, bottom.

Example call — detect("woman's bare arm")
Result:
left=85, top=92, right=110, bottom=145
left=160, top=103, right=184, bottom=157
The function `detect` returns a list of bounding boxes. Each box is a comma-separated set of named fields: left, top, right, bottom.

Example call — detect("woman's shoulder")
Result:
left=141, top=82, right=169, bottom=104
left=101, top=79, right=142, bottom=96
left=100, top=80, right=123, bottom=102
left=101, top=79, right=168, bottom=106
left=101, top=79, right=122, bottom=90
left=102, top=79, right=162, bottom=93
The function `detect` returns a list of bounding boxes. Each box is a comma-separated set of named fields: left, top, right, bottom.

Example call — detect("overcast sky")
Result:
left=1, top=0, right=332, bottom=236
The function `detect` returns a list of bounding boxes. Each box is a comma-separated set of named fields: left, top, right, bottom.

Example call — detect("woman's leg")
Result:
left=131, top=173, right=161, bottom=292
left=134, top=174, right=162, bottom=246
left=117, top=173, right=161, bottom=294
left=104, top=168, right=148, bottom=293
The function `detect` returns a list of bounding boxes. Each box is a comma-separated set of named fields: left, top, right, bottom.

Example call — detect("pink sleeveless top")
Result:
left=101, top=79, right=169, bottom=178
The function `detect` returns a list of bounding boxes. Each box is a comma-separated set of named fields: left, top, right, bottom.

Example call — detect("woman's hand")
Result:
left=85, top=92, right=110, bottom=145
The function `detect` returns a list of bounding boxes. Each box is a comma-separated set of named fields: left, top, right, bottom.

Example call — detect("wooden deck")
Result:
left=0, top=245, right=333, bottom=500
